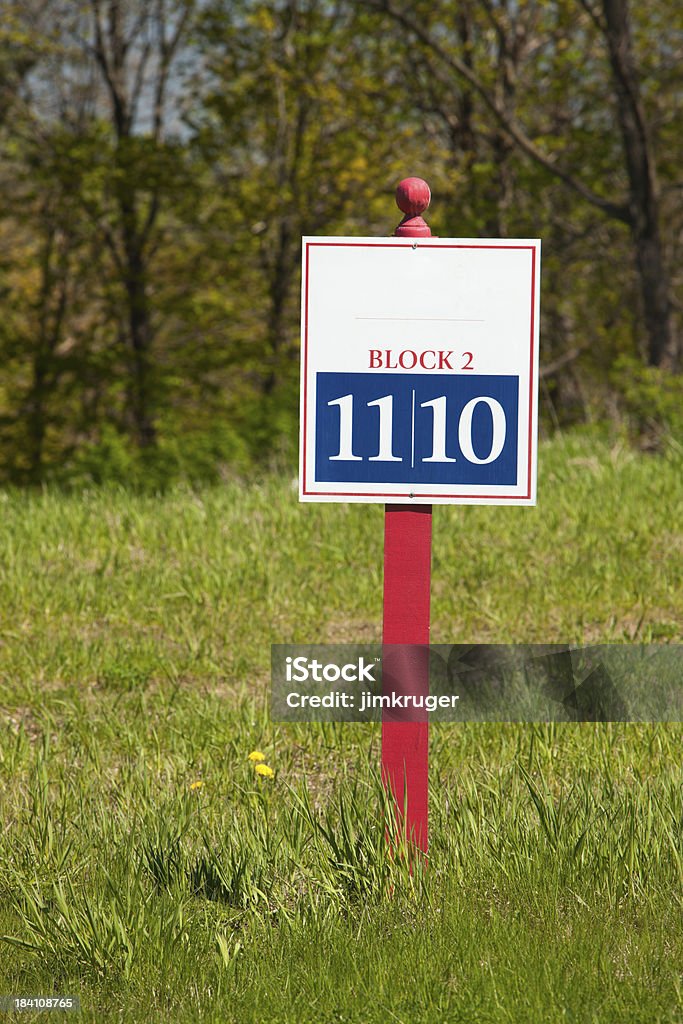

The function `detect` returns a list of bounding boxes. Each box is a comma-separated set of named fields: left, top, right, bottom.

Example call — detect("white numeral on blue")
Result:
left=327, top=392, right=507, bottom=465
left=367, top=395, right=402, bottom=462
left=420, top=396, right=457, bottom=463
left=459, top=397, right=506, bottom=464
left=327, top=394, right=362, bottom=461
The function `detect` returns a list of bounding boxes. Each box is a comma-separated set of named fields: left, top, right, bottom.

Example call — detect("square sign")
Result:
left=299, top=237, right=540, bottom=505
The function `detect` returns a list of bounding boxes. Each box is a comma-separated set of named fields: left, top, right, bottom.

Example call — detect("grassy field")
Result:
left=0, top=433, right=681, bottom=1023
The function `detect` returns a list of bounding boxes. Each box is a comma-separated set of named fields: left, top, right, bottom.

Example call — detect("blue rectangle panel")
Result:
left=315, top=372, right=519, bottom=486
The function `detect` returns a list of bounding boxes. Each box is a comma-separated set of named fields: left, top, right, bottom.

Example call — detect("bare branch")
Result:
left=365, top=0, right=631, bottom=224
left=151, top=0, right=193, bottom=141
left=540, top=346, right=588, bottom=378
left=577, top=0, right=607, bottom=35
left=89, top=0, right=129, bottom=135
left=128, top=39, right=152, bottom=128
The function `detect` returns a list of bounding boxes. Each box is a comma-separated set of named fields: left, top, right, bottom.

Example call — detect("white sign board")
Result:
left=299, top=237, right=540, bottom=505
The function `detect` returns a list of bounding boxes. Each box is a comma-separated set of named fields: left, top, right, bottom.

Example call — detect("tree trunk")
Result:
left=117, top=168, right=157, bottom=447
left=124, top=249, right=156, bottom=448
left=26, top=222, right=69, bottom=481
left=262, top=218, right=295, bottom=397
left=27, top=360, right=48, bottom=482
left=601, top=0, right=678, bottom=369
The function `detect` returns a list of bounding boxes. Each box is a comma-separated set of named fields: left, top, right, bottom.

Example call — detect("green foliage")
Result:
left=611, top=356, right=683, bottom=452
left=54, top=419, right=254, bottom=490
left=0, top=0, right=680, bottom=483
left=1, top=696, right=681, bottom=1018
left=4, top=871, right=189, bottom=982
left=0, top=443, right=681, bottom=1017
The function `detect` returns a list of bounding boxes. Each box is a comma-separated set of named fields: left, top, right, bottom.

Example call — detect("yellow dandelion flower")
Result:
left=255, top=763, right=274, bottom=778
left=248, top=750, right=266, bottom=762
left=190, top=780, right=203, bottom=791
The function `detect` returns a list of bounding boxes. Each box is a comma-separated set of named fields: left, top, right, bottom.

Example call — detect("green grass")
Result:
left=0, top=433, right=681, bottom=1022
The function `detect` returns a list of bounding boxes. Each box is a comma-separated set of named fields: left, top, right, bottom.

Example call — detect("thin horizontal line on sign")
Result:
left=355, top=316, right=485, bottom=322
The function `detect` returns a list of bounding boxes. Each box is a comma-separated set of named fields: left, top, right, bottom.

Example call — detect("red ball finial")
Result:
left=396, top=177, right=431, bottom=216
left=394, top=177, right=432, bottom=238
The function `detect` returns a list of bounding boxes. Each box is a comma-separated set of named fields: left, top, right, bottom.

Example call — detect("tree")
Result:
left=0, top=1, right=55, bottom=125
left=598, top=0, right=674, bottom=368
left=363, top=0, right=681, bottom=370
left=193, top=0, right=435, bottom=452
left=0, top=0, right=207, bottom=481
left=0, top=0, right=679, bottom=482
left=78, top=0, right=196, bottom=447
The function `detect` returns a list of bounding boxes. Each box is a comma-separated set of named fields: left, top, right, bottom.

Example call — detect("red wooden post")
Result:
left=381, top=177, right=433, bottom=854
